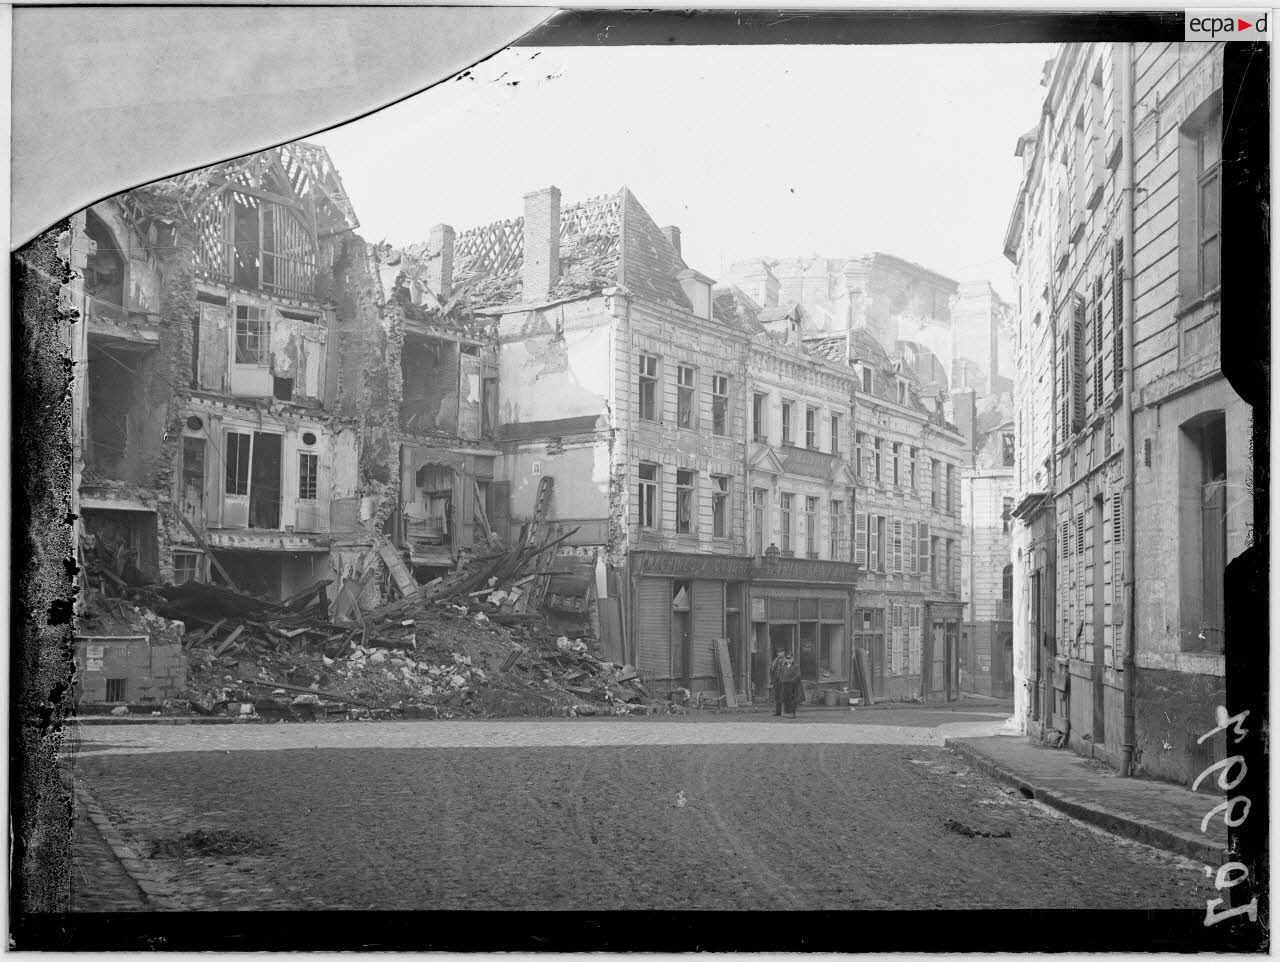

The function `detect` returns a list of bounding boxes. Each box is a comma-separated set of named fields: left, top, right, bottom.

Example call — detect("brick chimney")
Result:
left=522, top=186, right=561, bottom=301
left=426, top=223, right=454, bottom=299
left=662, top=225, right=682, bottom=257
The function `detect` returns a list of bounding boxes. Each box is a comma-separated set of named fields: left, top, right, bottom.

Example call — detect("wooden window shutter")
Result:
left=893, top=518, right=903, bottom=573
left=1061, top=518, right=1070, bottom=558
left=1076, top=510, right=1085, bottom=555
left=868, top=513, right=878, bottom=572
left=1112, top=238, right=1124, bottom=389
left=1112, top=491, right=1123, bottom=544
left=1071, top=298, right=1086, bottom=431
left=908, top=521, right=918, bottom=574
left=1093, top=275, right=1105, bottom=410
left=854, top=511, right=867, bottom=567
left=917, top=522, right=929, bottom=576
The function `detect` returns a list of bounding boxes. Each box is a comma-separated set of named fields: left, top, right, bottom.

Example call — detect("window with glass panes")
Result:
left=638, top=462, right=658, bottom=528
left=805, top=496, right=819, bottom=558
left=780, top=493, right=794, bottom=553
left=677, top=365, right=696, bottom=429
left=638, top=355, right=659, bottom=421
left=711, top=475, right=730, bottom=537
left=752, top=487, right=767, bottom=554
left=298, top=452, right=319, bottom=500
left=675, top=469, right=695, bottom=533
left=711, top=375, right=729, bottom=436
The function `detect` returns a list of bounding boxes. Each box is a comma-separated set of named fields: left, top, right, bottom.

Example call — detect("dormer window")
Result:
left=676, top=268, right=714, bottom=320
left=897, top=380, right=907, bottom=405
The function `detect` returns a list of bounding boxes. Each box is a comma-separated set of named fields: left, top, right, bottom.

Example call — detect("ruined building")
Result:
left=70, top=144, right=379, bottom=618
left=1005, top=42, right=1244, bottom=787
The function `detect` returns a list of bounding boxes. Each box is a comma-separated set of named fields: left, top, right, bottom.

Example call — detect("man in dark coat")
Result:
left=776, top=651, right=803, bottom=718
left=770, top=648, right=789, bottom=716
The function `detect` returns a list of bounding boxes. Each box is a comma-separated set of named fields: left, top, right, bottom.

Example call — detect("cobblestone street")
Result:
left=65, top=707, right=1208, bottom=914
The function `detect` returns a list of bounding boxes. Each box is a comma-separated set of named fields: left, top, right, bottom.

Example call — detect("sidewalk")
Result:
left=945, top=733, right=1228, bottom=863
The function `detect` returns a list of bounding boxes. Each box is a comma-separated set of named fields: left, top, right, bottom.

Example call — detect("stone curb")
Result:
left=73, top=716, right=250, bottom=726
left=944, top=737, right=1227, bottom=864
left=62, top=770, right=183, bottom=911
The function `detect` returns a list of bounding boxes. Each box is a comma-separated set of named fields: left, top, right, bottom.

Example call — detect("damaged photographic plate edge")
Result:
left=7, top=5, right=1269, bottom=954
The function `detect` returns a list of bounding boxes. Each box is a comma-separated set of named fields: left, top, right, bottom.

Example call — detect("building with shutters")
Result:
left=1005, top=42, right=1245, bottom=787
left=805, top=328, right=969, bottom=702
left=69, top=144, right=382, bottom=605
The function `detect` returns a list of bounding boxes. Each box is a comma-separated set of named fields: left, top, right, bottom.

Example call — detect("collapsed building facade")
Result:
left=68, top=144, right=381, bottom=705
left=66, top=141, right=1016, bottom=709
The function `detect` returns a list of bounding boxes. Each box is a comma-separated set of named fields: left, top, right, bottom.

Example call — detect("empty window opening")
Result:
left=84, top=212, right=125, bottom=312
left=86, top=340, right=158, bottom=482
left=401, top=335, right=461, bottom=434
left=181, top=436, right=206, bottom=525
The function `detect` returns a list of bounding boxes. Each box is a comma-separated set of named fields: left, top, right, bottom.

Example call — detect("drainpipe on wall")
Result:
left=1118, top=42, right=1139, bottom=778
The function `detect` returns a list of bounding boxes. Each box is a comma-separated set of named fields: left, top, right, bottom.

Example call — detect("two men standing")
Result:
left=770, top=649, right=802, bottom=718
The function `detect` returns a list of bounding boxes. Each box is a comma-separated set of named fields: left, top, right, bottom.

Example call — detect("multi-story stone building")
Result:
left=1005, top=42, right=1243, bottom=787
left=407, top=186, right=866, bottom=701
left=802, top=330, right=969, bottom=701
left=71, top=145, right=380, bottom=607
left=958, top=398, right=1017, bottom=698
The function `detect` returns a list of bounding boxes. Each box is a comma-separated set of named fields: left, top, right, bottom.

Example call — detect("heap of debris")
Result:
left=151, top=530, right=659, bottom=721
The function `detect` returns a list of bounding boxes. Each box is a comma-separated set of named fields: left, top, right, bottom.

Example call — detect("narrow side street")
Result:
left=66, top=707, right=1207, bottom=913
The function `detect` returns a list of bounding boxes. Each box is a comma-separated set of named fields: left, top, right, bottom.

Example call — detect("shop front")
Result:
left=749, top=556, right=857, bottom=703
left=629, top=551, right=753, bottom=696
left=923, top=601, right=965, bottom=702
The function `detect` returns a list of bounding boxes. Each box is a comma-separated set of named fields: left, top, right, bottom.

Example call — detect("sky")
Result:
left=313, top=43, right=1056, bottom=303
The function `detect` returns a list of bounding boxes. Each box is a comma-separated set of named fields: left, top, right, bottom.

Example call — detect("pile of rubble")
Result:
left=156, top=533, right=661, bottom=721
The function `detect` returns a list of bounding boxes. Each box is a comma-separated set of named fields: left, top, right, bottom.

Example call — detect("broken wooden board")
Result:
left=713, top=638, right=738, bottom=709
left=185, top=618, right=226, bottom=650
left=378, top=541, right=418, bottom=598
left=212, top=625, right=245, bottom=658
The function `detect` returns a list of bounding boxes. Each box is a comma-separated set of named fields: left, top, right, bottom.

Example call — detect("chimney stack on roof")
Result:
left=426, top=223, right=455, bottom=299
left=522, top=186, right=561, bottom=301
left=662, top=225, right=682, bottom=258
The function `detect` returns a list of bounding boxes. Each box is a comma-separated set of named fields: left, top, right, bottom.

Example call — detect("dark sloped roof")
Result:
left=618, top=188, right=691, bottom=310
